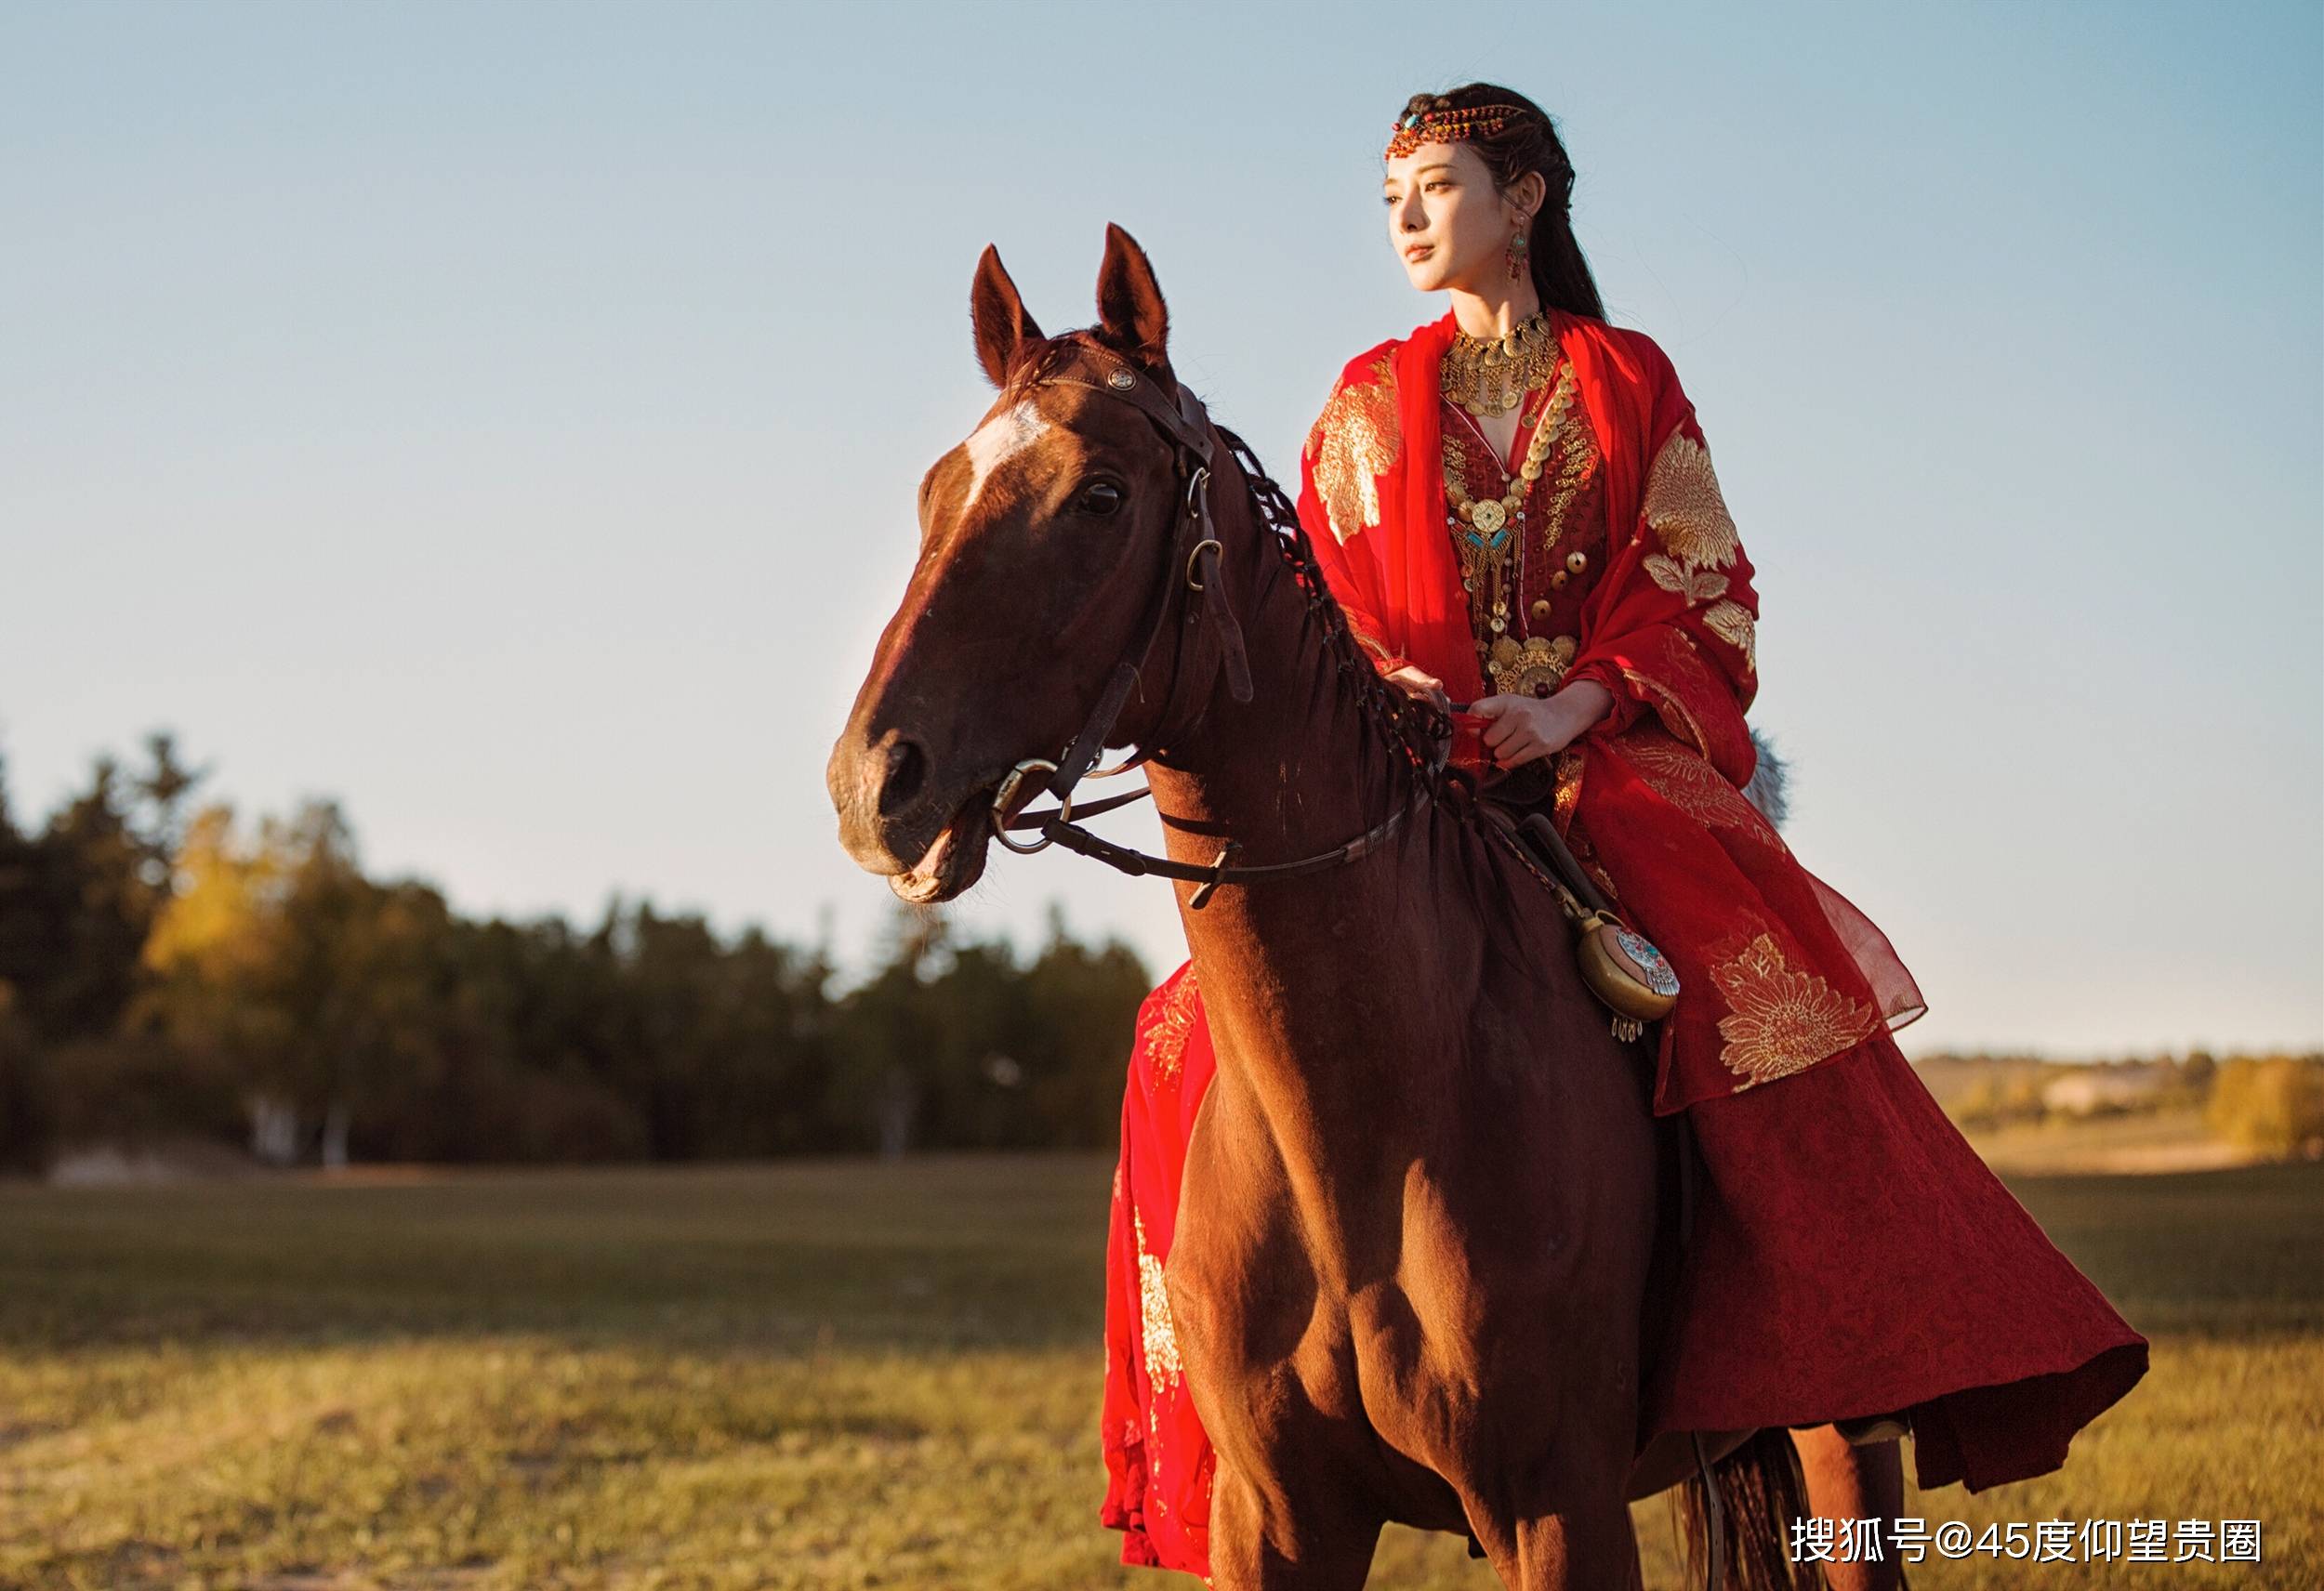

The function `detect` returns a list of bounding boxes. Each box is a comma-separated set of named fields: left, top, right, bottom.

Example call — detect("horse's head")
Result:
left=826, top=225, right=1244, bottom=903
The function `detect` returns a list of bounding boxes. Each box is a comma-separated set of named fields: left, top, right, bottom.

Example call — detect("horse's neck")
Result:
left=1141, top=467, right=1472, bottom=1164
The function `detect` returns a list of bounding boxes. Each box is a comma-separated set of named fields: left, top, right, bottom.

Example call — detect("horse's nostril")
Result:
left=876, top=734, right=929, bottom=816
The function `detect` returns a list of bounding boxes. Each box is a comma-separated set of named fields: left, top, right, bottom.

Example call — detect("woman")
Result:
left=1101, top=85, right=2147, bottom=1585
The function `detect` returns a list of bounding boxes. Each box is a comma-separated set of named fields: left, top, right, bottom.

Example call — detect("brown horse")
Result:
left=827, top=226, right=1802, bottom=1590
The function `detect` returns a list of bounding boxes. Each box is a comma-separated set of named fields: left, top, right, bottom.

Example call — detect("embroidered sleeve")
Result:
left=1302, top=353, right=1400, bottom=546
left=1298, top=353, right=1408, bottom=677
left=1565, top=409, right=1761, bottom=785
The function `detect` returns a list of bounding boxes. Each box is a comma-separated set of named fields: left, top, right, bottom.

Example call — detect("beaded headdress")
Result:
left=1384, top=99, right=1535, bottom=160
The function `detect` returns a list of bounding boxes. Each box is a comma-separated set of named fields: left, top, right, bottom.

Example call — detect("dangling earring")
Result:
left=1506, top=218, right=1531, bottom=281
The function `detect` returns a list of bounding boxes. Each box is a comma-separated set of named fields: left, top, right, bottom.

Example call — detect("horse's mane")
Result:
left=1209, top=423, right=1460, bottom=795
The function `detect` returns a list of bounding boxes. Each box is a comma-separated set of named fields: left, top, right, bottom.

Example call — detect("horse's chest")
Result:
left=1168, top=1136, right=1507, bottom=1426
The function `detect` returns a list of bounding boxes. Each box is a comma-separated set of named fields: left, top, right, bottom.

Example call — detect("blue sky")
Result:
left=3, top=0, right=2317, bottom=1057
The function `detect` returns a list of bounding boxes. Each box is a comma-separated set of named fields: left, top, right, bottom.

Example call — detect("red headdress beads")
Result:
left=1384, top=99, right=1536, bottom=160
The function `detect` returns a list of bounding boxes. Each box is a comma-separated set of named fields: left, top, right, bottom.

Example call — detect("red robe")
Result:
left=1100, top=309, right=2149, bottom=1579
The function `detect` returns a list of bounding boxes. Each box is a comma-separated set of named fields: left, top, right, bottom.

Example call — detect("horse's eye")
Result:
left=1076, top=481, right=1125, bottom=518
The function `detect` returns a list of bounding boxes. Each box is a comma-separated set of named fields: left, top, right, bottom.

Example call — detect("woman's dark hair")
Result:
left=1394, top=85, right=1605, bottom=322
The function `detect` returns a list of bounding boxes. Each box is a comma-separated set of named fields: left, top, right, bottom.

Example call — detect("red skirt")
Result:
left=1099, top=961, right=2150, bottom=1580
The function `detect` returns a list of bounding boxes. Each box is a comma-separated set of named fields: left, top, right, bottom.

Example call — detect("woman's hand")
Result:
left=1472, top=681, right=1616, bottom=768
left=1381, top=663, right=1449, bottom=714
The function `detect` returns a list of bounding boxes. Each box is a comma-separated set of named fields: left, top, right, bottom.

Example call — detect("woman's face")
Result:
left=1382, top=141, right=1529, bottom=295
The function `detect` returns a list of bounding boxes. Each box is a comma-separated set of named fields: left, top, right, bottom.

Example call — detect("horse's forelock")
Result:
left=999, top=332, right=1084, bottom=396
left=1004, top=327, right=1172, bottom=393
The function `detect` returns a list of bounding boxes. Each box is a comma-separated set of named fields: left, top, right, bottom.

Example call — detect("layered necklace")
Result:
left=1440, top=309, right=1559, bottom=417
left=1440, top=311, right=1583, bottom=698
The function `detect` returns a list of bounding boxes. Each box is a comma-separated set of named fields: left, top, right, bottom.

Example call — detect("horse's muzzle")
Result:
left=826, top=726, right=996, bottom=901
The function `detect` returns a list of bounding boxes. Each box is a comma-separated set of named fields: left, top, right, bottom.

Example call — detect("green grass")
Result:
left=0, top=1156, right=2317, bottom=1588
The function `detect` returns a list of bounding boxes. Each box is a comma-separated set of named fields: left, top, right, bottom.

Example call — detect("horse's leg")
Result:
left=1481, top=1500, right=1643, bottom=1591
left=1789, top=1423, right=1905, bottom=1591
left=1207, top=1464, right=1383, bottom=1591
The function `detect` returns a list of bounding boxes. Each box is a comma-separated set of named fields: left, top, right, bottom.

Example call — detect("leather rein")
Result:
left=986, top=344, right=1440, bottom=910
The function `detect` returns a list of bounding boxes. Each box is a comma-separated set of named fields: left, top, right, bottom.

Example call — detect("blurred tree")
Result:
left=820, top=902, right=1151, bottom=1155
left=136, top=800, right=304, bottom=1159
left=1019, top=902, right=1156, bottom=1148
left=0, top=981, right=54, bottom=1174
left=828, top=904, right=951, bottom=1156
left=0, top=732, right=203, bottom=1046
left=2206, top=1055, right=2324, bottom=1161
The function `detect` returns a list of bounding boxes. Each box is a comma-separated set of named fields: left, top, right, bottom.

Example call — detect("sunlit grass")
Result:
left=0, top=1157, right=2316, bottom=1587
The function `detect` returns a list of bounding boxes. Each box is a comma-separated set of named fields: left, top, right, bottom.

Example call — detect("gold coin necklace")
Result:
left=1441, top=309, right=1558, bottom=416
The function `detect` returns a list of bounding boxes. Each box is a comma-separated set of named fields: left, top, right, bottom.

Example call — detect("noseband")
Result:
left=988, top=343, right=1438, bottom=909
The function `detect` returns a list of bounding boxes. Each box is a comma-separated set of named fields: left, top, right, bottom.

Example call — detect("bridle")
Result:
left=985, top=341, right=1443, bottom=910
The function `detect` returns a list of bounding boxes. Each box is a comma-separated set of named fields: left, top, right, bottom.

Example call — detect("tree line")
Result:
left=7, top=731, right=2312, bottom=1178
left=1919, top=1047, right=2324, bottom=1163
left=0, top=732, right=1154, bottom=1175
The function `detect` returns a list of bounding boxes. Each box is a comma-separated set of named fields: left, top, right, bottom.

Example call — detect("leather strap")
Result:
left=988, top=349, right=1436, bottom=908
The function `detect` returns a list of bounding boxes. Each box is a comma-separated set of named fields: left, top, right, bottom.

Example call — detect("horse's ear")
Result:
left=1094, top=222, right=1169, bottom=375
left=971, top=244, right=1043, bottom=388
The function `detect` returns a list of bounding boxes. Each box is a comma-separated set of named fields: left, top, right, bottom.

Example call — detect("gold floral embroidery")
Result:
left=1703, top=599, right=1757, bottom=674
left=1552, top=744, right=1587, bottom=826
left=1583, top=857, right=1623, bottom=905
left=1349, top=625, right=1395, bottom=665
left=1536, top=359, right=1599, bottom=558
left=1304, top=354, right=1400, bottom=545
left=1133, top=1211, right=1183, bottom=1394
left=1138, top=969, right=1201, bottom=1085
left=1709, top=932, right=1877, bottom=1088
left=1643, top=431, right=1739, bottom=570
left=1621, top=735, right=1782, bottom=848
left=1619, top=638, right=1723, bottom=759
left=1621, top=667, right=1709, bottom=760
left=1645, top=553, right=1728, bottom=605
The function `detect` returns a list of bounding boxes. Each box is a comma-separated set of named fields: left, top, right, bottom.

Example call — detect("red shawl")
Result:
left=1300, top=307, right=1924, bottom=1113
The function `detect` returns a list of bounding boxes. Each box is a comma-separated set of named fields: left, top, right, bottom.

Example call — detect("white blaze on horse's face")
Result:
left=957, top=399, right=1051, bottom=516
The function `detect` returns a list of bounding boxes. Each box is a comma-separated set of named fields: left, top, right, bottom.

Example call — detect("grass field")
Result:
left=0, top=1154, right=2317, bottom=1589
left=1960, top=1106, right=2254, bottom=1177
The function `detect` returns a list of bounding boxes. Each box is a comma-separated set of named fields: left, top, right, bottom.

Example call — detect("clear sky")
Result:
left=4, top=0, right=2317, bottom=1058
